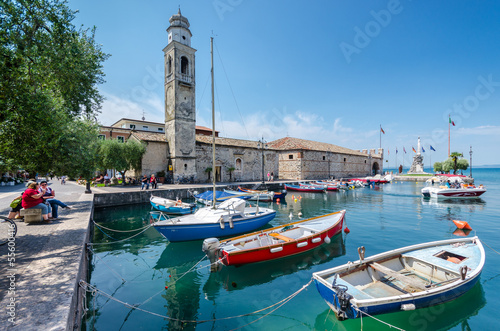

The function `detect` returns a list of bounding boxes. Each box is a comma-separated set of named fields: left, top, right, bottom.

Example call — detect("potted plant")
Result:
left=157, top=170, right=166, bottom=184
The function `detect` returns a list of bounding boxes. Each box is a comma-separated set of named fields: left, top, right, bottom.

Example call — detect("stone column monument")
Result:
left=408, top=137, right=426, bottom=174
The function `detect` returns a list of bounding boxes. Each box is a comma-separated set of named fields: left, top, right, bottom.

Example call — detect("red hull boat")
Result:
left=203, top=210, right=345, bottom=267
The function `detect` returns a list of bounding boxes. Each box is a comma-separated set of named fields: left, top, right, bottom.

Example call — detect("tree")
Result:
left=449, top=152, right=464, bottom=175
left=97, top=138, right=146, bottom=185
left=433, top=162, right=443, bottom=173
left=457, top=158, right=469, bottom=173
left=0, top=0, right=109, bottom=174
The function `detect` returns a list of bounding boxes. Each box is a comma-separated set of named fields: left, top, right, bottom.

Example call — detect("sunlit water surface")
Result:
left=85, top=168, right=500, bottom=330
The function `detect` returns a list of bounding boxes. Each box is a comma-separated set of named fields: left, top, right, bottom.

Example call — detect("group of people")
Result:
left=141, top=174, right=158, bottom=190
left=267, top=172, right=274, bottom=181
left=8, top=180, right=71, bottom=222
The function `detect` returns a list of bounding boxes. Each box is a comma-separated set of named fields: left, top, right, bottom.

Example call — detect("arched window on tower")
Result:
left=167, top=56, right=172, bottom=75
left=181, top=56, right=189, bottom=75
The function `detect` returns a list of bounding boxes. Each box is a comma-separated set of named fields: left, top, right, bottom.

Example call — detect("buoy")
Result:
left=298, top=212, right=303, bottom=217
left=453, top=228, right=471, bottom=237
left=294, top=198, right=297, bottom=202
left=165, top=286, right=168, bottom=289
left=299, top=196, right=302, bottom=200
left=292, top=195, right=295, bottom=199
left=324, top=236, right=331, bottom=244
left=344, top=227, right=350, bottom=234
left=169, top=275, right=171, bottom=277
left=453, top=220, right=472, bottom=230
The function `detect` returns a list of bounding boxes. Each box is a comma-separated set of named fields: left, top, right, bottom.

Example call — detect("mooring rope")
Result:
left=87, top=246, right=126, bottom=283
left=88, top=224, right=153, bottom=245
left=92, top=219, right=152, bottom=233
left=79, top=277, right=313, bottom=325
left=482, top=240, right=500, bottom=256
left=352, top=306, right=405, bottom=331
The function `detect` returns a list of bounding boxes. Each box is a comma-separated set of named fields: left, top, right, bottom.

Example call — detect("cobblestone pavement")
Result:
left=0, top=178, right=92, bottom=330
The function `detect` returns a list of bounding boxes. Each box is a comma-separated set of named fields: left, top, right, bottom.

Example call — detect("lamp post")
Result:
left=257, top=137, right=267, bottom=184
left=469, top=146, right=473, bottom=178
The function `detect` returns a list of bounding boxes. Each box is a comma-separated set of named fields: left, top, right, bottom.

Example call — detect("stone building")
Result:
left=99, top=10, right=383, bottom=182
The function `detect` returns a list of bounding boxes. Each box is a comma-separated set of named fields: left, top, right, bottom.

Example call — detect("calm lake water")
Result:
left=85, top=168, right=500, bottom=330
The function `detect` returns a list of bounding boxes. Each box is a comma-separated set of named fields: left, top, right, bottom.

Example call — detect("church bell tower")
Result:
left=163, top=9, right=197, bottom=180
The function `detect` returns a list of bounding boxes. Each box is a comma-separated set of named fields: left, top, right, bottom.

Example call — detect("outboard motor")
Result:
left=202, top=238, right=222, bottom=272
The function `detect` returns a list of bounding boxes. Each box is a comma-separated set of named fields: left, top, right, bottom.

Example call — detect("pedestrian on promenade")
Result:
left=38, top=181, right=71, bottom=219
left=22, top=182, right=52, bottom=221
left=267, top=172, right=270, bottom=181
left=150, top=174, right=158, bottom=189
left=270, top=172, right=274, bottom=181
left=141, top=175, right=150, bottom=190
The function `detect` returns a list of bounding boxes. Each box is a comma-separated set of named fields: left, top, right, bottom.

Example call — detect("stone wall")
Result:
left=195, top=143, right=278, bottom=182
left=140, top=141, right=169, bottom=177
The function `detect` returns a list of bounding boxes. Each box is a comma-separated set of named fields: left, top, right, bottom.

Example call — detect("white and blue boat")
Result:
left=194, top=190, right=250, bottom=205
left=151, top=198, right=276, bottom=242
left=313, top=236, right=484, bottom=320
left=150, top=196, right=196, bottom=215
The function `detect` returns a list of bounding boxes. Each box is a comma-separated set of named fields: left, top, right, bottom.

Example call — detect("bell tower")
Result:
left=163, top=9, right=197, bottom=181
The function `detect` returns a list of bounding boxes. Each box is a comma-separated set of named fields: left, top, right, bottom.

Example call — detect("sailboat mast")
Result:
left=211, top=37, right=216, bottom=208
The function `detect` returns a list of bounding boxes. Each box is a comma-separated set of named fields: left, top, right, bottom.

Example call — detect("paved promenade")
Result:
left=0, top=178, right=292, bottom=329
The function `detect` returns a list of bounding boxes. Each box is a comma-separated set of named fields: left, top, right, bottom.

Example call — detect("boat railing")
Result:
left=150, top=211, right=177, bottom=224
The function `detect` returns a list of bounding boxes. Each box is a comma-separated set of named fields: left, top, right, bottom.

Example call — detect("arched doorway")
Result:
left=372, top=162, right=380, bottom=175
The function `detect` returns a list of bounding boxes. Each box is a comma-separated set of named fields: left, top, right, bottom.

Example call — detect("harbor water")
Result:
left=85, top=168, right=500, bottom=330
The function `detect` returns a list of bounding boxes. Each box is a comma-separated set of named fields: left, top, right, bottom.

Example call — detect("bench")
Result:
left=20, top=208, right=43, bottom=224
left=269, top=232, right=294, bottom=242
left=369, top=262, right=427, bottom=291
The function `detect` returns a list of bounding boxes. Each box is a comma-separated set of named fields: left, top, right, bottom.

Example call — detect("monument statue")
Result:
left=408, top=137, right=426, bottom=174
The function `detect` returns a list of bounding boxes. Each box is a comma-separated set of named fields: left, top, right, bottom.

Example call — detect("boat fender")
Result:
left=460, top=266, right=468, bottom=280
left=358, top=246, right=365, bottom=262
left=324, top=236, right=331, bottom=244
left=229, top=217, right=234, bottom=229
left=312, top=237, right=321, bottom=243
left=219, top=217, right=225, bottom=229
left=401, top=304, right=416, bottom=311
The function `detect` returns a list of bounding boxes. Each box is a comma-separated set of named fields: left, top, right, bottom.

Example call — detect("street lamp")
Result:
left=469, top=146, right=473, bottom=178
left=257, top=137, right=268, bottom=184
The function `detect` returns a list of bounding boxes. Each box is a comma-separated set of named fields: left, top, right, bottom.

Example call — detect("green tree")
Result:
left=0, top=0, right=108, bottom=174
left=449, top=152, right=464, bottom=175
left=433, top=162, right=443, bottom=173
left=457, top=158, right=469, bottom=173
left=98, top=138, right=146, bottom=184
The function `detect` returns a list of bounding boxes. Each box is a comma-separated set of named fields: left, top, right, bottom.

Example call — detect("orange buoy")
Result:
left=344, top=227, right=350, bottom=234
left=453, top=220, right=472, bottom=230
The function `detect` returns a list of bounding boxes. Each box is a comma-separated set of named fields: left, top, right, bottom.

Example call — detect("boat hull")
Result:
left=220, top=211, right=345, bottom=266
left=313, top=237, right=484, bottom=320
left=152, top=211, right=276, bottom=242
left=284, top=184, right=325, bottom=193
left=422, top=187, right=486, bottom=199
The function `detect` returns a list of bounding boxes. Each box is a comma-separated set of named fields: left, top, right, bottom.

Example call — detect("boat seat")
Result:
left=269, top=232, right=294, bottom=242
left=369, top=262, right=427, bottom=291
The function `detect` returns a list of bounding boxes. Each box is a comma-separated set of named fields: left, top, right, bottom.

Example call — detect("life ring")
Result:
left=175, top=200, right=182, bottom=206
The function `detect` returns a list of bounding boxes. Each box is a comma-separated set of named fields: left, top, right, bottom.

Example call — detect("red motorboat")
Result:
left=202, top=210, right=345, bottom=267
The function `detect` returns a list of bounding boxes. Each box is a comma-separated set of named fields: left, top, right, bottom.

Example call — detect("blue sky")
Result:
left=69, top=0, right=500, bottom=166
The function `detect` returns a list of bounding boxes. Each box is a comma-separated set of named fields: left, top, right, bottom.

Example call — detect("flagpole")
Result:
left=379, top=125, right=381, bottom=149
left=430, top=149, right=432, bottom=173
left=448, top=115, right=451, bottom=157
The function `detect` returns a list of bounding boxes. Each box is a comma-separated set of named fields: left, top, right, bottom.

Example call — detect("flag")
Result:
left=430, top=145, right=436, bottom=151
left=381, top=127, right=385, bottom=134
left=388, top=150, right=390, bottom=155
left=422, top=147, right=425, bottom=153
left=412, top=147, right=416, bottom=153
left=449, top=116, right=455, bottom=126
left=403, top=147, right=406, bottom=153
left=396, top=148, right=398, bottom=154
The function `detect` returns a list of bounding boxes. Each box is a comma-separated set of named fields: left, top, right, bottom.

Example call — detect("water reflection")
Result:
left=314, top=281, right=486, bottom=331
left=203, top=233, right=346, bottom=298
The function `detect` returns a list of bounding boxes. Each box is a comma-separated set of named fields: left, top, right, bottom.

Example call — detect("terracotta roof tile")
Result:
left=268, top=137, right=367, bottom=156
left=131, top=131, right=167, bottom=143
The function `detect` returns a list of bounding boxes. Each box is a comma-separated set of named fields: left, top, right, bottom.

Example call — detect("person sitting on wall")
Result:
left=150, top=174, right=158, bottom=189
left=141, top=175, right=150, bottom=190
left=38, top=181, right=71, bottom=219
left=22, top=182, right=52, bottom=222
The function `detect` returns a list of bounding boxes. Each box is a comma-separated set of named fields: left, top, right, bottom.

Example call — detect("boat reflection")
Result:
left=314, top=281, right=486, bottom=330
left=203, top=233, right=346, bottom=298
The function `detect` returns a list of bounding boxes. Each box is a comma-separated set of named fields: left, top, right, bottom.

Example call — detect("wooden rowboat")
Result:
left=202, top=210, right=345, bottom=269
left=313, top=236, right=485, bottom=320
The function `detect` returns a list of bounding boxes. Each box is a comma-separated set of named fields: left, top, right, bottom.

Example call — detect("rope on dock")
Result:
left=92, top=219, right=152, bottom=233
left=88, top=224, right=153, bottom=245
left=352, top=306, right=405, bottom=331
left=78, top=277, right=313, bottom=325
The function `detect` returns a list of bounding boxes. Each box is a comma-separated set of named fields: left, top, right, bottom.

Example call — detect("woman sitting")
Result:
left=22, top=182, right=52, bottom=222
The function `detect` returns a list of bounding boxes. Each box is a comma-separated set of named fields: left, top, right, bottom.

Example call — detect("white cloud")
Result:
left=457, top=125, right=500, bottom=136
left=97, top=92, right=164, bottom=126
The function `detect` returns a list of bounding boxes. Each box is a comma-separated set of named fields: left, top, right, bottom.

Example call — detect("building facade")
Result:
left=99, top=11, right=383, bottom=182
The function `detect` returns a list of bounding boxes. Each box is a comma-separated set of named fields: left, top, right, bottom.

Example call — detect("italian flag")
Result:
left=449, top=117, right=455, bottom=126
